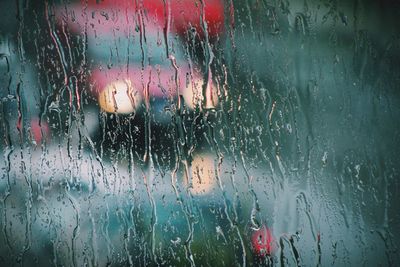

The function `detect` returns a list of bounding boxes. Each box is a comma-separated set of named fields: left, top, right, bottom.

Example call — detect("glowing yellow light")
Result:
left=186, top=155, right=216, bottom=195
left=98, top=79, right=141, bottom=114
left=182, top=79, right=219, bottom=109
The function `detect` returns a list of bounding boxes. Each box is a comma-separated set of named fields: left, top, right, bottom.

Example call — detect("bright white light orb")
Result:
left=182, top=79, right=219, bottom=110
left=98, top=79, right=141, bottom=114
left=187, top=155, right=216, bottom=195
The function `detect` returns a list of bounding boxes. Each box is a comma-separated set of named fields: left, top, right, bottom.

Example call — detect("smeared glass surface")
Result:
left=1, top=0, right=399, bottom=266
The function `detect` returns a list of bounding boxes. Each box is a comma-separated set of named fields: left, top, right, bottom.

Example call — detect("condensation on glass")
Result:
left=0, top=0, right=399, bottom=266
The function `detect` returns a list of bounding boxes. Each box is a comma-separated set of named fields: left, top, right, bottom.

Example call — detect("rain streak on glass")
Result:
left=0, top=0, right=399, bottom=266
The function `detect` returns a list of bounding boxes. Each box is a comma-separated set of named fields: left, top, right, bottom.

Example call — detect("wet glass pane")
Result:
left=1, top=0, right=399, bottom=266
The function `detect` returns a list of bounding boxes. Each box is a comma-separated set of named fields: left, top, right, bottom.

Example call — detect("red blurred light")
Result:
left=251, top=225, right=274, bottom=256
left=58, top=0, right=224, bottom=38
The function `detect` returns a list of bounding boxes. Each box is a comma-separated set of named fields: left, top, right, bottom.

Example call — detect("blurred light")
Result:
left=98, top=79, right=141, bottom=114
left=186, top=155, right=216, bottom=195
left=183, top=79, right=219, bottom=110
left=251, top=225, right=274, bottom=256
left=30, top=118, right=50, bottom=145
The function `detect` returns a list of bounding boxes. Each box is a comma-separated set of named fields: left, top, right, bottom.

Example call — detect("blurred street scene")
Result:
left=1, top=0, right=400, bottom=266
